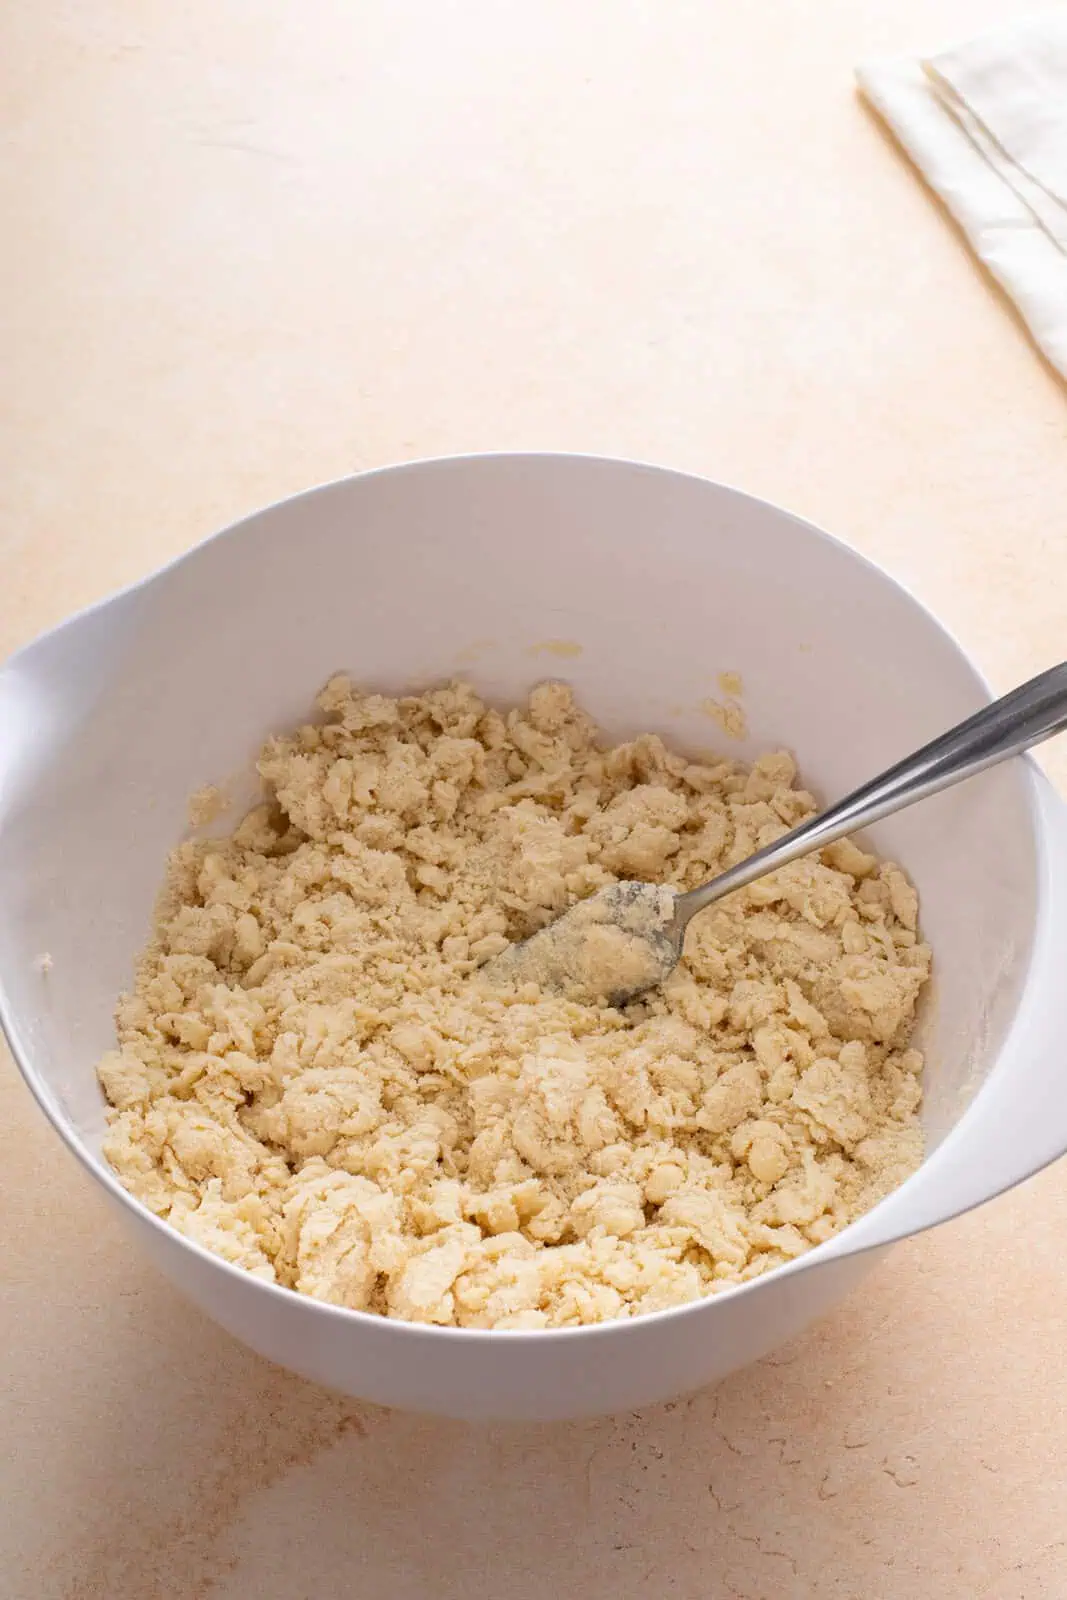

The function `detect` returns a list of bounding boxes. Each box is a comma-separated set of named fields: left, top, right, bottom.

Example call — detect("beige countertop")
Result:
left=4, top=3, right=1067, bottom=1596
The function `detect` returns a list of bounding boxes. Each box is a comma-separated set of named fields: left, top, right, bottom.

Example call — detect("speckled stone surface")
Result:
left=4, top=4, right=1067, bottom=1597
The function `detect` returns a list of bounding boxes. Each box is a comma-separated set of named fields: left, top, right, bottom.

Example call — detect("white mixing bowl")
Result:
left=3, top=454, right=1066, bottom=1421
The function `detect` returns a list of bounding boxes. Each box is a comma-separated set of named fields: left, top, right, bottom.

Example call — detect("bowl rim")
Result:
left=0, top=449, right=1046, bottom=1346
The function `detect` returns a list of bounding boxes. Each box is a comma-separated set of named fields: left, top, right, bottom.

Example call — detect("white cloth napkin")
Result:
left=858, top=11, right=1067, bottom=378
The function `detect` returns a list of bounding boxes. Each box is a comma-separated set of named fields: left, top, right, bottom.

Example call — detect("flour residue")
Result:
left=527, top=639, right=583, bottom=659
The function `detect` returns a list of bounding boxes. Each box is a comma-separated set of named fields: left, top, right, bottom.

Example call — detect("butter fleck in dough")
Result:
left=99, top=680, right=929, bottom=1329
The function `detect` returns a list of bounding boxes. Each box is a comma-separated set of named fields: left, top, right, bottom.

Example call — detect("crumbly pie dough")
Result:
left=99, top=680, right=929, bottom=1329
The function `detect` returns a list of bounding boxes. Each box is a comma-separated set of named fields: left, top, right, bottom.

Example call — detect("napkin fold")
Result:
left=858, top=11, right=1067, bottom=378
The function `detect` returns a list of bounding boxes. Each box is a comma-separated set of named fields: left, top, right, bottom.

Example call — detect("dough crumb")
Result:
left=99, top=680, right=929, bottom=1329
left=187, top=784, right=228, bottom=828
left=700, top=696, right=747, bottom=740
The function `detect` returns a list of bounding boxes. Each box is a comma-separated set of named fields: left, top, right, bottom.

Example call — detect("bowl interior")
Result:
left=0, top=455, right=1037, bottom=1167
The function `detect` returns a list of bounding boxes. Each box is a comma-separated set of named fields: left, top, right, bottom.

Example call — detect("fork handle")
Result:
left=675, top=661, right=1067, bottom=926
